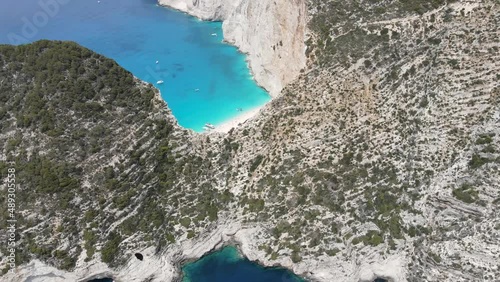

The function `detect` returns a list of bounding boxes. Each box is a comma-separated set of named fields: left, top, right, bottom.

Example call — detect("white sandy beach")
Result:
left=211, top=106, right=263, bottom=133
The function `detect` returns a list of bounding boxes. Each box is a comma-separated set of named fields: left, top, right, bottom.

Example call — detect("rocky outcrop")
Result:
left=158, top=0, right=307, bottom=97
left=2, top=218, right=408, bottom=282
left=2, top=220, right=241, bottom=282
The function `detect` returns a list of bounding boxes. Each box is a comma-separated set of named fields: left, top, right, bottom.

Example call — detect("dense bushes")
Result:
left=0, top=40, right=182, bottom=270
left=351, top=230, right=384, bottom=246
left=101, top=232, right=122, bottom=264
left=0, top=40, right=157, bottom=138
left=469, top=154, right=491, bottom=169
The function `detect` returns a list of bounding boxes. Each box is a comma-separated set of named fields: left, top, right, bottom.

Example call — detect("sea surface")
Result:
left=182, top=246, right=305, bottom=282
left=0, top=0, right=270, bottom=131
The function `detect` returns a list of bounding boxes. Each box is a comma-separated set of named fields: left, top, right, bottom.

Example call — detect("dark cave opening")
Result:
left=135, top=252, right=144, bottom=261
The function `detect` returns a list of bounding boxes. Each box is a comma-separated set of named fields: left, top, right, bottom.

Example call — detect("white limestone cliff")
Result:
left=1, top=218, right=407, bottom=282
left=158, top=0, right=307, bottom=97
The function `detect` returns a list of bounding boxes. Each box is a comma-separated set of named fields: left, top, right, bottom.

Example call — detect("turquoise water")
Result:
left=85, top=248, right=306, bottom=282
left=85, top=247, right=306, bottom=282
left=182, top=246, right=306, bottom=282
left=0, top=0, right=270, bottom=131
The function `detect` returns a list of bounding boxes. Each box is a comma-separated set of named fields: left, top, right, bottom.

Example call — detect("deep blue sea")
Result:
left=182, top=246, right=305, bottom=282
left=0, top=0, right=270, bottom=132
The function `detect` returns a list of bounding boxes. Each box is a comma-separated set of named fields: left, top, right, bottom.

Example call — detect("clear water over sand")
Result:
left=0, top=0, right=270, bottom=132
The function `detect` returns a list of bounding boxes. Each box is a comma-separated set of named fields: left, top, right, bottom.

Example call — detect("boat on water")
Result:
left=236, top=107, right=243, bottom=112
left=157, top=80, right=164, bottom=84
left=211, top=33, right=217, bottom=36
left=204, top=123, right=215, bottom=130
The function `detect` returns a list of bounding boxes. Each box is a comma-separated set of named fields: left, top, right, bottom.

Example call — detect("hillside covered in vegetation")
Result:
left=1, top=0, right=500, bottom=281
left=0, top=40, right=226, bottom=272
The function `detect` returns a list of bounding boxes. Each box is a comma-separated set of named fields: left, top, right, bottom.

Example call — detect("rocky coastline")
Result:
left=2, top=1, right=499, bottom=282
left=157, top=0, right=307, bottom=97
left=3, top=216, right=405, bottom=282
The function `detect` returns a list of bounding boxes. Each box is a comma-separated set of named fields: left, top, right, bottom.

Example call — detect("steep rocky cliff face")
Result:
left=1, top=0, right=500, bottom=282
left=158, top=0, right=307, bottom=96
left=214, top=1, right=500, bottom=280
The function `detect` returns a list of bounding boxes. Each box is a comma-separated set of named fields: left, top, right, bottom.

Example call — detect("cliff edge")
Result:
left=158, top=0, right=307, bottom=97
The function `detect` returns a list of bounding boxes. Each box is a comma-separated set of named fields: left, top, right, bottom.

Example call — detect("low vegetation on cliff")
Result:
left=1, top=0, right=499, bottom=280
left=0, top=41, right=227, bottom=271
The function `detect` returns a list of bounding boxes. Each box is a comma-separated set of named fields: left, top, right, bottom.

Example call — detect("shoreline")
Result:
left=210, top=106, right=263, bottom=133
left=3, top=222, right=318, bottom=282
left=154, top=2, right=274, bottom=134
left=156, top=0, right=306, bottom=98
left=156, top=1, right=277, bottom=96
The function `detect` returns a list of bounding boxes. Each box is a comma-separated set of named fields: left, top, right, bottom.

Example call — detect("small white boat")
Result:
left=157, top=80, right=164, bottom=84
left=156, top=60, right=159, bottom=64
left=194, top=88, right=200, bottom=92
left=211, top=33, right=217, bottom=36
left=204, top=123, right=215, bottom=129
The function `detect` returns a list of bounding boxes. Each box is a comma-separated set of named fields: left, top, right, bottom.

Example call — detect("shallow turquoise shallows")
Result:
left=0, top=0, right=270, bottom=132
left=182, top=246, right=306, bottom=282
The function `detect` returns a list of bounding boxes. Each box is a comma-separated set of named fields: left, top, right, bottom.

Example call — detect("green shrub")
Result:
left=101, top=232, right=122, bottom=264
left=468, top=154, right=490, bottom=169
left=429, top=252, right=442, bottom=263
left=249, top=155, right=264, bottom=172
left=291, top=251, right=302, bottom=263
left=452, top=183, right=478, bottom=204
left=476, top=134, right=493, bottom=145
left=325, top=248, right=340, bottom=256
left=180, top=217, right=191, bottom=228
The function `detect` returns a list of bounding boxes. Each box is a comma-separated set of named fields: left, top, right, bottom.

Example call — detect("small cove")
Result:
left=85, top=247, right=306, bottom=282
left=182, top=246, right=306, bottom=282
